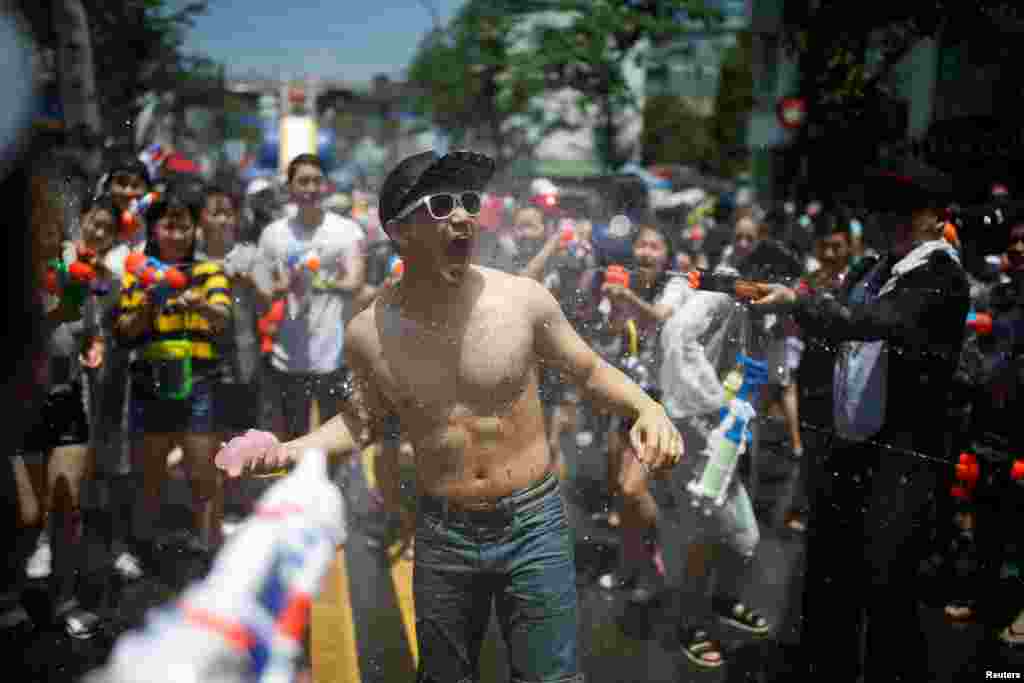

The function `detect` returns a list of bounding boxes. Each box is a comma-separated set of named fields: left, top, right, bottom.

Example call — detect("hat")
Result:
left=378, top=150, right=496, bottom=225
left=859, top=158, right=953, bottom=213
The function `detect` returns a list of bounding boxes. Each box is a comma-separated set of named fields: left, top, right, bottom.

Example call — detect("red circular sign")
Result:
left=778, top=97, right=807, bottom=130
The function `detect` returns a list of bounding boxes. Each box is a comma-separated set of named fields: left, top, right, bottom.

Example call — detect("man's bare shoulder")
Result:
left=346, top=299, right=385, bottom=359
left=474, top=265, right=545, bottom=297
left=475, top=265, right=558, bottom=314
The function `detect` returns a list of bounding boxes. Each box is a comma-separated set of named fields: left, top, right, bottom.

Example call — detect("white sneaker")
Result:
left=113, top=551, right=144, bottom=581
left=25, top=533, right=52, bottom=579
left=576, top=431, right=594, bottom=448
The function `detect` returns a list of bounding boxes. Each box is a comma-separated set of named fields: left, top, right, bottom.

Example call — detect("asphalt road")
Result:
left=3, top=425, right=1022, bottom=682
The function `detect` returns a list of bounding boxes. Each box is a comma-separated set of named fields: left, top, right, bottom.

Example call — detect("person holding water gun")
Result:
left=17, top=170, right=123, bottom=640
left=250, top=154, right=365, bottom=447
left=97, top=150, right=152, bottom=250
left=589, top=225, right=679, bottom=606
left=750, top=167, right=970, bottom=681
left=938, top=216, right=1024, bottom=645
left=114, top=181, right=234, bottom=571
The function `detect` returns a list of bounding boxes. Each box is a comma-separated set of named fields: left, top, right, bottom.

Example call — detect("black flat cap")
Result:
left=860, top=158, right=953, bottom=213
left=378, top=150, right=496, bottom=225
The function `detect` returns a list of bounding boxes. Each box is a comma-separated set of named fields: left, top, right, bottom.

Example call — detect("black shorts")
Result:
left=214, top=379, right=262, bottom=434
left=20, top=381, right=90, bottom=454
left=130, top=375, right=216, bottom=434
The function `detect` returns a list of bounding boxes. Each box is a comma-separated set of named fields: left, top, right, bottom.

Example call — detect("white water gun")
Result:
left=85, top=448, right=344, bottom=683
left=686, top=353, right=769, bottom=514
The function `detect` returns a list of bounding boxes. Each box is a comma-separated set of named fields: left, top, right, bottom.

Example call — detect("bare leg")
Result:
left=13, top=456, right=41, bottom=529
left=781, top=383, right=803, bottom=454
left=183, top=433, right=224, bottom=549
left=131, top=433, right=175, bottom=543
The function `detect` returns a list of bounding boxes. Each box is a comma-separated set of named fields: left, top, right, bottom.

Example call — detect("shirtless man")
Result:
left=223, top=150, right=683, bottom=683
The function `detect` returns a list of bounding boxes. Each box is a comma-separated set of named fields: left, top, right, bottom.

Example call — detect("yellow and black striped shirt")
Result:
left=118, top=260, right=232, bottom=361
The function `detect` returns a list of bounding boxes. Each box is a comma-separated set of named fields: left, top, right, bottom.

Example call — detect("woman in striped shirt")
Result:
left=114, top=181, right=233, bottom=560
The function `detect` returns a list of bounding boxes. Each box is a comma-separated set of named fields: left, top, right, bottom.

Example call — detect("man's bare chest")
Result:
left=374, top=310, right=535, bottom=417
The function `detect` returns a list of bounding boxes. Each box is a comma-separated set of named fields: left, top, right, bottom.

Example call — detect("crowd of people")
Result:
left=4, top=143, right=1023, bottom=682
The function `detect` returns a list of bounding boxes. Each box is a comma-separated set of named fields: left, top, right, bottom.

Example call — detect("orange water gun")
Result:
left=45, top=247, right=98, bottom=311
left=257, top=300, right=286, bottom=354
left=124, top=252, right=188, bottom=306
left=120, top=192, right=160, bottom=241
left=686, top=269, right=775, bottom=301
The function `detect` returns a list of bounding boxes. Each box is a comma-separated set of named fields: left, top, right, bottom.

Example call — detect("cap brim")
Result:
left=401, top=150, right=496, bottom=208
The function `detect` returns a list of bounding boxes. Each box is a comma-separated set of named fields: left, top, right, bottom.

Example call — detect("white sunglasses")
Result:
left=390, top=192, right=483, bottom=224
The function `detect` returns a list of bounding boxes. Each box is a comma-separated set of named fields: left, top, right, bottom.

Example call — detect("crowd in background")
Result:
left=6, top=144, right=1023, bottom=672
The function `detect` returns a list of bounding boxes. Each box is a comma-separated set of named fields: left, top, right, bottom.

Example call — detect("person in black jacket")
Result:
left=752, top=168, right=970, bottom=682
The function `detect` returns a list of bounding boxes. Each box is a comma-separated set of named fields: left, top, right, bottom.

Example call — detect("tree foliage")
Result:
left=407, top=0, right=556, bottom=168
left=18, top=0, right=210, bottom=141
left=782, top=0, right=1016, bottom=131
left=780, top=0, right=1020, bottom=194
left=510, top=0, right=721, bottom=171
left=408, top=0, right=722, bottom=171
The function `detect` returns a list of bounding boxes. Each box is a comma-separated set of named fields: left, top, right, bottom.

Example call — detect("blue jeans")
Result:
left=414, top=474, right=584, bottom=683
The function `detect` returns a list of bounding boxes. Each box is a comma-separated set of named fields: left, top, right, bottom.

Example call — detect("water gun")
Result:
left=386, top=254, right=404, bottom=282
left=686, top=269, right=776, bottom=301
left=558, top=219, right=576, bottom=249
left=257, top=300, right=285, bottom=354
left=943, top=222, right=961, bottom=251
left=686, top=353, right=769, bottom=512
left=598, top=264, right=631, bottom=317
left=124, top=252, right=188, bottom=307
left=45, top=247, right=99, bottom=311
left=966, top=310, right=993, bottom=336
left=951, top=452, right=981, bottom=501
left=119, top=192, right=160, bottom=241
left=286, top=245, right=320, bottom=273
left=87, top=448, right=344, bottom=683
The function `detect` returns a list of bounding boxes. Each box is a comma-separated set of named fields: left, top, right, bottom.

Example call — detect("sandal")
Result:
left=715, top=599, right=770, bottom=635
left=944, top=600, right=976, bottom=623
left=680, top=627, right=724, bottom=669
left=998, top=612, right=1024, bottom=646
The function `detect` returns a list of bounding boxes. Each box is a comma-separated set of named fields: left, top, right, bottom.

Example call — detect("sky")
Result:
left=178, top=0, right=466, bottom=85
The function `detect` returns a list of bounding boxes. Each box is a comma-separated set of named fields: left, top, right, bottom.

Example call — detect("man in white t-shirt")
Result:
left=253, top=154, right=366, bottom=440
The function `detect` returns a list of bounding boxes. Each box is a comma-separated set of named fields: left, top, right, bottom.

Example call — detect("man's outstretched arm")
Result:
left=528, top=279, right=682, bottom=469
left=255, top=330, right=391, bottom=472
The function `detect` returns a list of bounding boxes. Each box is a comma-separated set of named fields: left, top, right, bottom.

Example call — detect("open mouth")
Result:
left=447, top=236, right=473, bottom=262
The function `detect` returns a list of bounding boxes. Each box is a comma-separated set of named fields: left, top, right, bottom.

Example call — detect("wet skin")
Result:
left=247, top=197, right=683, bottom=504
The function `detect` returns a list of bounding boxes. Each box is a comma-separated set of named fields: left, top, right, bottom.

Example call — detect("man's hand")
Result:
left=215, top=430, right=295, bottom=478
left=80, top=335, right=105, bottom=369
left=751, top=283, right=798, bottom=306
left=629, top=404, right=684, bottom=474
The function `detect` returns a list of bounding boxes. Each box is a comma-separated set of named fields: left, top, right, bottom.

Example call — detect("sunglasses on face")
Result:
left=392, top=192, right=483, bottom=223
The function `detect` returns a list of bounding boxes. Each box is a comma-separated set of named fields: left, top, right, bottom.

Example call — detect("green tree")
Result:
left=407, top=0, right=563, bottom=168
left=19, top=0, right=210, bottom=141
left=640, top=94, right=714, bottom=168
left=710, top=30, right=753, bottom=178
left=507, top=0, right=722, bottom=171
left=781, top=0, right=1018, bottom=190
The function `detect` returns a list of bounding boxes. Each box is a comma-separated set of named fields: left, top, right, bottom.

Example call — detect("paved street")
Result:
left=4, top=426, right=1023, bottom=682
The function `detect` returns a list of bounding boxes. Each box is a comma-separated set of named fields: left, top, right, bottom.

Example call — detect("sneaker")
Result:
left=25, top=533, right=52, bottom=580
left=714, top=599, right=771, bottom=636
left=112, top=551, right=144, bottom=581
left=679, top=625, right=724, bottom=669
left=597, top=569, right=634, bottom=591
left=63, top=606, right=102, bottom=640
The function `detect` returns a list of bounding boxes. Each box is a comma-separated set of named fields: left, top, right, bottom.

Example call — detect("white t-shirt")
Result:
left=255, top=211, right=365, bottom=374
